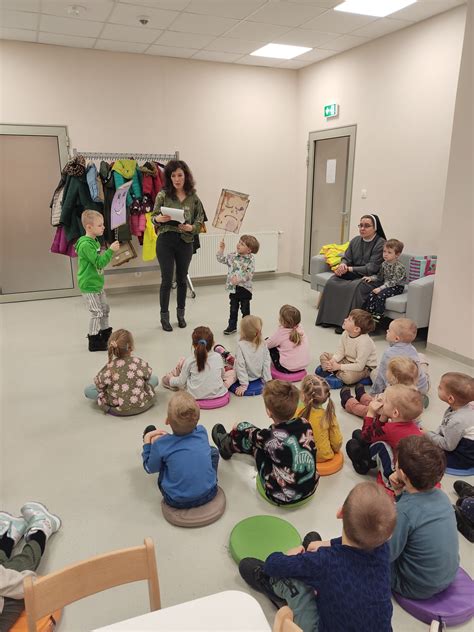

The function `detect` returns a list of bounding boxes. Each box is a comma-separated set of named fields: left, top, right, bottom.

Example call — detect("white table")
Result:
left=92, top=590, right=271, bottom=631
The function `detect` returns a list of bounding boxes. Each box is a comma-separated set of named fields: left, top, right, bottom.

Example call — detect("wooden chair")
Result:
left=273, top=606, right=303, bottom=632
left=23, top=537, right=160, bottom=632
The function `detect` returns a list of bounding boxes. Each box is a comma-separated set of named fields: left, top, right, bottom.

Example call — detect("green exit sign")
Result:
left=324, top=103, right=338, bottom=118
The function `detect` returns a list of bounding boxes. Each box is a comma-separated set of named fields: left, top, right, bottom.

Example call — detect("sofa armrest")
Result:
left=310, top=255, right=332, bottom=292
left=405, top=275, right=435, bottom=328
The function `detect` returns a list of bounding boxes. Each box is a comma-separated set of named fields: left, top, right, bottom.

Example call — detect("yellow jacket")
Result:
left=319, top=241, right=349, bottom=271
left=142, top=212, right=157, bottom=261
left=296, top=402, right=343, bottom=462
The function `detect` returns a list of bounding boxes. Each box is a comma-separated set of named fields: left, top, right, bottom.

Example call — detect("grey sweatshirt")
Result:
left=427, top=404, right=474, bottom=451
left=235, top=340, right=272, bottom=386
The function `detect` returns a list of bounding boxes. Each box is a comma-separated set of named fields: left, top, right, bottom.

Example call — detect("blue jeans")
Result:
left=160, top=447, right=220, bottom=509
left=84, top=374, right=159, bottom=399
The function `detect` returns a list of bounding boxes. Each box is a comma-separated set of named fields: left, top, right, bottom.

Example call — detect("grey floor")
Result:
left=1, top=277, right=473, bottom=631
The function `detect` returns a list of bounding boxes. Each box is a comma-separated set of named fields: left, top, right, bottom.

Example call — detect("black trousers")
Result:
left=269, top=347, right=293, bottom=374
left=228, top=286, right=252, bottom=328
left=156, top=232, right=193, bottom=312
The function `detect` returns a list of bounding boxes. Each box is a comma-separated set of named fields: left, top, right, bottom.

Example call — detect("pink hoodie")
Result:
left=266, top=325, right=310, bottom=371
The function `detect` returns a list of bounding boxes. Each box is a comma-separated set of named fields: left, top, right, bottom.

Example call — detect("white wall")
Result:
left=428, top=4, right=473, bottom=362
left=0, top=41, right=298, bottom=273
left=293, top=6, right=466, bottom=274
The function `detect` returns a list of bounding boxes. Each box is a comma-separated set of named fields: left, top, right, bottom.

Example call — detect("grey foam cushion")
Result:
left=161, top=486, right=226, bottom=528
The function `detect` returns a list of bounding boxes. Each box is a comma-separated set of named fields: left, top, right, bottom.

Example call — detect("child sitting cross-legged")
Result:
left=296, top=375, right=343, bottom=463
left=266, top=305, right=310, bottom=374
left=341, top=356, right=419, bottom=420
left=318, top=309, right=377, bottom=385
left=346, top=384, right=423, bottom=489
left=212, top=380, right=319, bottom=506
left=426, top=372, right=474, bottom=470
left=239, top=482, right=396, bottom=632
left=142, top=391, right=219, bottom=509
left=389, top=435, right=459, bottom=598
left=162, top=326, right=227, bottom=400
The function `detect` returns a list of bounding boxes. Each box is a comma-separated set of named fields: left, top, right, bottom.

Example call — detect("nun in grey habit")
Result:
left=316, top=214, right=386, bottom=331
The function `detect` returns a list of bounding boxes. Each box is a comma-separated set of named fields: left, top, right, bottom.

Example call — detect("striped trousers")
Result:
left=83, top=290, right=110, bottom=335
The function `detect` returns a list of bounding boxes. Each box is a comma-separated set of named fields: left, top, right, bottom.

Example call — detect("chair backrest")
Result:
left=23, top=537, right=160, bottom=632
left=273, top=606, right=303, bottom=632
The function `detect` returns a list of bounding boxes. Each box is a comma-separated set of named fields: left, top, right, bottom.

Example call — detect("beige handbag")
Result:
left=111, top=241, right=137, bottom=267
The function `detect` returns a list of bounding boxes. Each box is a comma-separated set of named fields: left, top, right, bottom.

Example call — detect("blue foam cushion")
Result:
left=229, top=378, right=264, bottom=397
left=445, top=466, right=474, bottom=477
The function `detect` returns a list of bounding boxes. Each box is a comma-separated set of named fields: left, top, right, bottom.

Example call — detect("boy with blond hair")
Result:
left=142, top=391, right=219, bottom=508
left=212, top=380, right=318, bottom=506
left=427, top=372, right=474, bottom=469
left=217, top=234, right=260, bottom=335
left=318, top=309, right=377, bottom=385
left=390, top=435, right=459, bottom=598
left=370, top=317, right=429, bottom=395
left=239, top=482, right=396, bottom=632
left=75, top=210, right=120, bottom=352
left=346, top=384, right=423, bottom=486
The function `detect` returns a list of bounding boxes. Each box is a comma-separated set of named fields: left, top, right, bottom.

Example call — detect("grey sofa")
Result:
left=310, top=252, right=435, bottom=328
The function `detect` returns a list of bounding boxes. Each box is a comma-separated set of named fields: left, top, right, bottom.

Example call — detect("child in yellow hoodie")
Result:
left=296, top=375, right=343, bottom=462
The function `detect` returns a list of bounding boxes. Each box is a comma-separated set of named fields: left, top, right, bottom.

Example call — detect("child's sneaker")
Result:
left=0, top=512, right=27, bottom=545
left=355, top=383, right=366, bottom=401
left=223, top=326, right=237, bottom=335
left=211, top=424, right=233, bottom=460
left=143, top=425, right=157, bottom=440
left=340, top=387, right=352, bottom=409
left=21, top=502, right=61, bottom=541
left=302, top=531, right=322, bottom=551
left=214, top=344, right=227, bottom=355
left=238, top=558, right=286, bottom=608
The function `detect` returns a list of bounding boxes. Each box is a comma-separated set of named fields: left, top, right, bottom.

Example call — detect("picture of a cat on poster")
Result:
left=212, top=189, right=250, bottom=234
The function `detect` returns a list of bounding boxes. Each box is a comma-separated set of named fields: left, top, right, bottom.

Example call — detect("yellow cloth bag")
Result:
left=142, top=212, right=157, bottom=261
left=319, top=241, right=349, bottom=271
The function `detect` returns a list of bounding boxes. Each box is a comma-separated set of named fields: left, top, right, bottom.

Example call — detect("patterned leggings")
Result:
left=365, top=285, right=404, bottom=316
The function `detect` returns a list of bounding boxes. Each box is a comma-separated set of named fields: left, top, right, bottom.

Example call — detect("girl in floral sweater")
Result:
left=85, top=329, right=158, bottom=416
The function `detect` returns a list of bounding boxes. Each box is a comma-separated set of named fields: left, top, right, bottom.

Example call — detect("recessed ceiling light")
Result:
left=250, top=43, right=312, bottom=60
left=334, top=0, right=416, bottom=17
left=67, top=5, right=86, bottom=17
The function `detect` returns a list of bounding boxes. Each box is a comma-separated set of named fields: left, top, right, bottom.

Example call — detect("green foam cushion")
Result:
left=256, top=475, right=314, bottom=508
left=229, top=515, right=301, bottom=564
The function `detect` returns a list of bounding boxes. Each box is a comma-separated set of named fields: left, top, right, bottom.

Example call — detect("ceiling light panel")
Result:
left=251, top=43, right=312, bottom=59
left=334, top=0, right=417, bottom=18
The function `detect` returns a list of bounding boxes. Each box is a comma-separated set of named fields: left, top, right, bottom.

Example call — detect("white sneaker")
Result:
left=21, top=502, right=61, bottom=541
left=0, top=512, right=27, bottom=545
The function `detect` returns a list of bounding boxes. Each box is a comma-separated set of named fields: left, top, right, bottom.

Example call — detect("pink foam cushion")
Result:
left=393, top=568, right=474, bottom=626
left=271, top=366, right=307, bottom=383
left=196, top=391, right=230, bottom=410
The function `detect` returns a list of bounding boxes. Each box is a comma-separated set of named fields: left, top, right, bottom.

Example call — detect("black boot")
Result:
left=177, top=308, right=186, bottom=328
left=160, top=311, right=173, bottom=332
left=100, top=327, right=113, bottom=343
left=211, top=424, right=233, bottom=460
left=238, top=558, right=286, bottom=609
left=88, top=333, right=108, bottom=352
left=143, top=424, right=157, bottom=440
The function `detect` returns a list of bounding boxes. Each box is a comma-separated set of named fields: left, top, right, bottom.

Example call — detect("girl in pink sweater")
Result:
left=266, top=305, right=310, bottom=373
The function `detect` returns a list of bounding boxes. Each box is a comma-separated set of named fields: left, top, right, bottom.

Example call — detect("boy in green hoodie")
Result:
left=75, top=210, right=120, bottom=351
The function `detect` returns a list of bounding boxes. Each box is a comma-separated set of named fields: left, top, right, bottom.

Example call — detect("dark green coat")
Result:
left=60, top=174, right=103, bottom=242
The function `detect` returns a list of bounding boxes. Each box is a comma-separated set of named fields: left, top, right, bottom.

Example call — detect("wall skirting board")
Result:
left=426, top=342, right=474, bottom=367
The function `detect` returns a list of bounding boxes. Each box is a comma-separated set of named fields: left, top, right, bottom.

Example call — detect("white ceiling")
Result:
left=0, top=0, right=466, bottom=69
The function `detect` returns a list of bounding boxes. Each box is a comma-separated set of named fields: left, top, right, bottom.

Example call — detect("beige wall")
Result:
left=428, top=4, right=473, bottom=362
left=0, top=41, right=298, bottom=272
left=293, top=6, right=466, bottom=274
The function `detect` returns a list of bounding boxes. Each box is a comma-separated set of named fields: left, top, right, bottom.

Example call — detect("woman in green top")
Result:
left=152, top=160, right=205, bottom=331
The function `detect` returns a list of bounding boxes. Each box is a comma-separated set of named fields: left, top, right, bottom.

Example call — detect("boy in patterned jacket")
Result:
left=212, top=380, right=319, bottom=506
left=363, top=238, right=406, bottom=322
left=216, top=234, right=259, bottom=335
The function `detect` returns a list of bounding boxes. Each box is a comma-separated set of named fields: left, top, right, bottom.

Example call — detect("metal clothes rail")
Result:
left=71, top=149, right=179, bottom=162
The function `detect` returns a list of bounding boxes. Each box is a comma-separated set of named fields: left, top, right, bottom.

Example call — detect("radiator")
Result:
left=188, top=231, right=279, bottom=278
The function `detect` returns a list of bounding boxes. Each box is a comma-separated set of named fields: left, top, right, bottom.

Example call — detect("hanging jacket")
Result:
left=139, top=161, right=163, bottom=204
left=60, top=174, right=103, bottom=242
left=50, top=225, right=77, bottom=258
left=142, top=212, right=157, bottom=261
left=100, top=161, right=131, bottom=243
left=86, top=163, right=104, bottom=203
left=50, top=172, right=67, bottom=226
left=112, top=159, right=141, bottom=206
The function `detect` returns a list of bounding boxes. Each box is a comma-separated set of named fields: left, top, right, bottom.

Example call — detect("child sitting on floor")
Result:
left=238, top=482, right=396, bottom=632
left=341, top=356, right=419, bottom=419
left=162, top=326, right=227, bottom=401
left=142, top=391, right=219, bottom=509
left=212, top=380, right=318, bottom=506
left=346, top=384, right=423, bottom=488
left=389, top=435, right=459, bottom=598
left=453, top=481, right=474, bottom=543
left=426, top=372, right=474, bottom=470
left=296, top=375, right=343, bottom=463
left=215, top=315, right=272, bottom=396
left=86, top=328, right=158, bottom=416
left=318, top=309, right=377, bottom=385
left=266, top=305, right=310, bottom=374
left=371, top=318, right=429, bottom=395
left=0, top=502, right=61, bottom=630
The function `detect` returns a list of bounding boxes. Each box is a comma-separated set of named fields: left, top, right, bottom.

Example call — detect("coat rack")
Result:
left=71, top=149, right=179, bottom=162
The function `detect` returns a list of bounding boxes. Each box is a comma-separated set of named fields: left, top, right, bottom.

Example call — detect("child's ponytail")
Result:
left=300, top=375, right=335, bottom=429
left=192, top=326, right=214, bottom=372
left=108, top=329, right=134, bottom=363
left=279, top=304, right=302, bottom=346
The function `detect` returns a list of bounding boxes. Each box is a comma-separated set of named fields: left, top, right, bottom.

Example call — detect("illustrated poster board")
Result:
left=212, top=189, right=250, bottom=234
left=110, top=180, right=132, bottom=230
